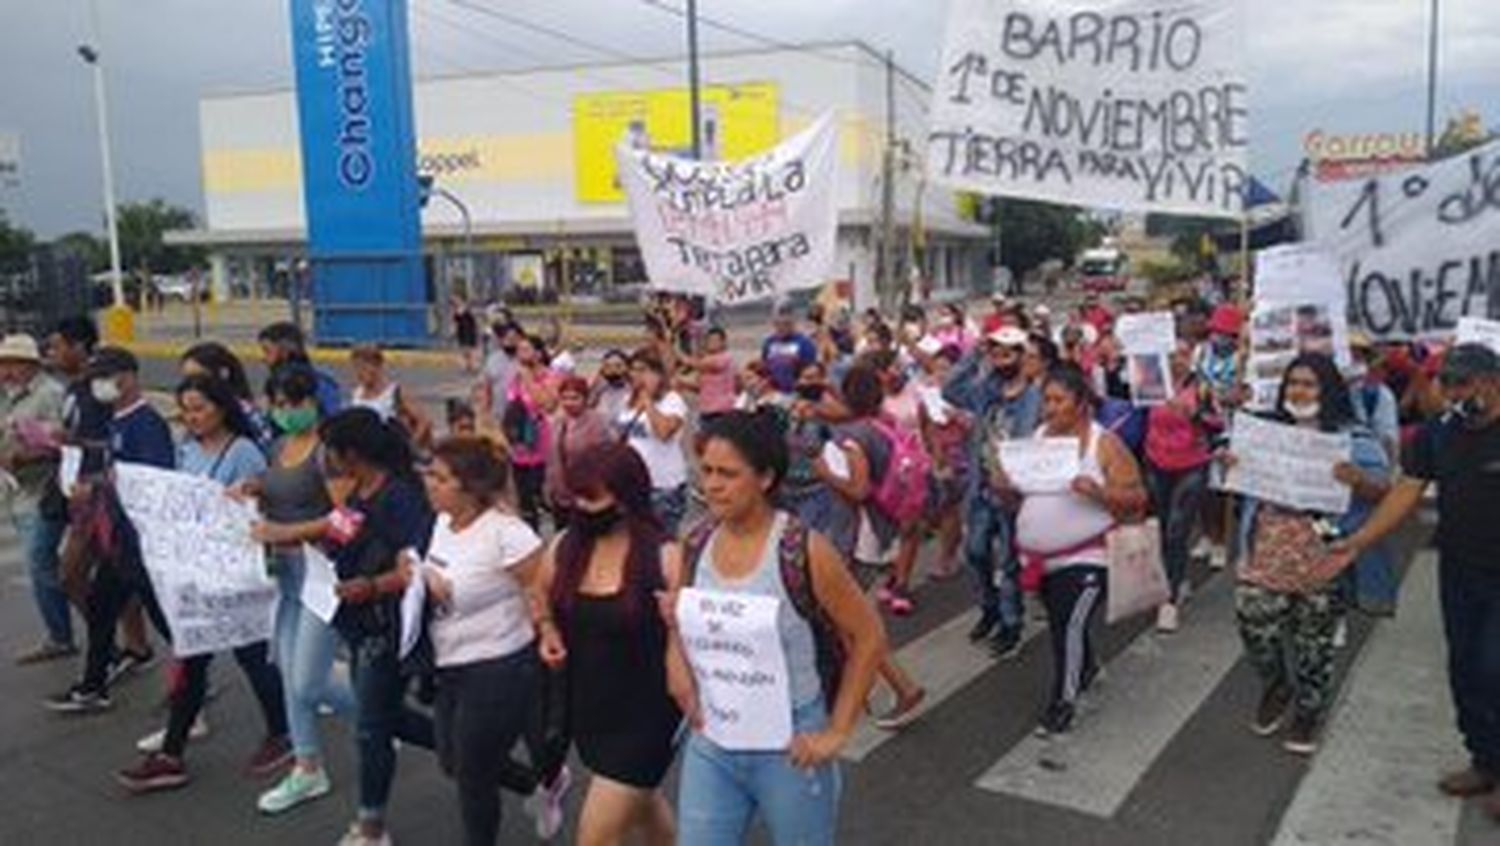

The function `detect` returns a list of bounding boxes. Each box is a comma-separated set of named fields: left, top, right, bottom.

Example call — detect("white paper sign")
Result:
left=617, top=115, right=839, bottom=305
left=300, top=544, right=341, bottom=625
left=1222, top=414, right=1352, bottom=514
left=1127, top=352, right=1173, bottom=406
left=114, top=463, right=275, bottom=658
left=58, top=445, right=82, bottom=497
left=927, top=0, right=1249, bottom=217
left=399, top=572, right=426, bottom=661
left=1246, top=302, right=1353, bottom=410
left=820, top=441, right=851, bottom=482
left=676, top=587, right=793, bottom=751
left=998, top=437, right=1081, bottom=494
left=1116, top=312, right=1177, bottom=355
left=1254, top=244, right=1345, bottom=307
left=1306, top=138, right=1500, bottom=341
left=1455, top=316, right=1500, bottom=354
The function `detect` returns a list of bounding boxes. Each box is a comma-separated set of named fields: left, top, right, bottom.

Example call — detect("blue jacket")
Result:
left=942, top=349, right=1041, bottom=505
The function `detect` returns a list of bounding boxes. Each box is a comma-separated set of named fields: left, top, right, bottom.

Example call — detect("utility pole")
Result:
left=878, top=49, right=897, bottom=312
left=81, top=0, right=124, bottom=308
left=1424, top=0, right=1441, bottom=158
left=686, top=0, right=703, bottom=159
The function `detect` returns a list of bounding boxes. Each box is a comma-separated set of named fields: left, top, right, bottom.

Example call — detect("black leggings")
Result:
left=82, top=559, right=170, bottom=692
left=512, top=463, right=545, bottom=532
left=163, top=643, right=288, bottom=758
left=436, top=650, right=564, bottom=846
left=1041, top=565, right=1107, bottom=706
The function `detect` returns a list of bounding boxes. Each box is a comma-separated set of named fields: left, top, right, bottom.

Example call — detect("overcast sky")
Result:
left=0, top=0, right=1495, bottom=237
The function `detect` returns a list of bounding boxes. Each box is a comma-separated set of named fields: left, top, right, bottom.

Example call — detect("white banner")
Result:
left=998, top=437, right=1081, bottom=493
left=114, top=463, right=275, bottom=658
left=1222, top=414, right=1351, bottom=514
left=1456, top=316, right=1500, bottom=354
left=927, top=0, right=1249, bottom=217
left=1306, top=138, right=1500, bottom=341
left=676, top=587, right=793, bottom=751
left=1116, top=311, right=1176, bottom=354
left=617, top=115, right=838, bottom=305
left=1254, top=244, right=1344, bottom=307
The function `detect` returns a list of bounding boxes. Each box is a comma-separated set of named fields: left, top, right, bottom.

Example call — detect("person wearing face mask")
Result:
left=591, top=349, right=633, bottom=422
left=234, top=365, right=357, bottom=815
left=1192, top=304, right=1245, bottom=570
left=780, top=361, right=838, bottom=536
left=1222, top=353, right=1391, bottom=757
left=1346, top=333, right=1401, bottom=463
left=481, top=321, right=524, bottom=424
left=46, top=348, right=176, bottom=714
left=1332, top=344, right=1500, bottom=818
left=0, top=335, right=70, bottom=665
left=538, top=442, right=683, bottom=846
left=942, top=328, right=1042, bottom=656
left=258, top=322, right=342, bottom=419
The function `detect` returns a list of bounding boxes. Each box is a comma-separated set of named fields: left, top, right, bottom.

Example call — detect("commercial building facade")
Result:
left=170, top=41, right=991, bottom=317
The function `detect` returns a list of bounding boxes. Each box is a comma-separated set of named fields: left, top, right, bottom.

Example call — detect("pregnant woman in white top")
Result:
left=1004, top=364, right=1146, bottom=737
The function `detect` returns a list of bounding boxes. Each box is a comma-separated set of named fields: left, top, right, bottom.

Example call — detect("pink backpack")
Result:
left=869, top=417, right=932, bottom=524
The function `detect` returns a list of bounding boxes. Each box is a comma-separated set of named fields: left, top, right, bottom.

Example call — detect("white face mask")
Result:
left=1285, top=400, right=1321, bottom=422
left=90, top=377, right=122, bottom=405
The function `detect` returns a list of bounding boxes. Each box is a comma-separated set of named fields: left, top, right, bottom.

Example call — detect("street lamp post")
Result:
left=80, top=0, right=124, bottom=308
left=1424, top=0, right=1441, bottom=158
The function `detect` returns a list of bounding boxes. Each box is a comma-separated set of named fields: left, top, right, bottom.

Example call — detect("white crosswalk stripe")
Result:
left=1272, top=553, right=1468, bottom=846
left=972, top=573, right=1243, bottom=817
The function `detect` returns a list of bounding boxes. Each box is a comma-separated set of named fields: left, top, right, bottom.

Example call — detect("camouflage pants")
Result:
left=1235, top=583, right=1343, bottom=719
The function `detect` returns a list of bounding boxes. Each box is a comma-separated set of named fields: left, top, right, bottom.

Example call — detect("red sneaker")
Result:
left=117, top=752, right=188, bottom=793
left=245, top=735, right=293, bottom=779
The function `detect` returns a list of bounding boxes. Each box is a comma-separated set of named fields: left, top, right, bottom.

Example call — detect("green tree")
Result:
left=116, top=198, right=205, bottom=276
left=52, top=230, right=107, bottom=273
left=996, top=199, right=1098, bottom=278
left=0, top=211, right=36, bottom=272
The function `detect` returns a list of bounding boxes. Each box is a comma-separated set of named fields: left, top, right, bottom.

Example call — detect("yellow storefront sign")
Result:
left=573, top=82, right=779, bottom=204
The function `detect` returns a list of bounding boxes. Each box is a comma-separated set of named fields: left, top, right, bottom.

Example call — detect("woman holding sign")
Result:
left=1224, top=353, right=1391, bottom=755
left=539, top=441, right=682, bottom=846
left=669, top=410, right=885, bottom=845
left=116, top=375, right=290, bottom=794
left=1006, top=364, right=1147, bottom=736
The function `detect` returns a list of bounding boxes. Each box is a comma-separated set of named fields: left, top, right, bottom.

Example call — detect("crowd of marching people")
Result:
left=3, top=280, right=1499, bottom=843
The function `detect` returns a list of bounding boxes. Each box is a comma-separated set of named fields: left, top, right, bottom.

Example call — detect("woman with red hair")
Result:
left=537, top=442, right=684, bottom=846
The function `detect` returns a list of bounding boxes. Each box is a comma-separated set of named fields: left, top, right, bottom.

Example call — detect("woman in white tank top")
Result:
left=350, top=344, right=432, bottom=447
left=998, top=363, right=1146, bottom=736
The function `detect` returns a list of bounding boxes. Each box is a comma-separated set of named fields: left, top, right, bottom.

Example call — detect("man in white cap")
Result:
left=943, top=326, right=1042, bottom=655
left=0, top=334, right=69, bottom=664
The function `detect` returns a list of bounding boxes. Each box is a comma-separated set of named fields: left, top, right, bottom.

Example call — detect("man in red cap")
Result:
left=1190, top=304, right=1245, bottom=569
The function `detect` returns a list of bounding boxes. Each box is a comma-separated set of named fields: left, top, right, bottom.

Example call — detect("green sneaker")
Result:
left=256, top=768, right=331, bottom=815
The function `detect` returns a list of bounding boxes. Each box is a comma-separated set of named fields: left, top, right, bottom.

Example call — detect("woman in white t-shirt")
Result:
left=618, top=348, right=690, bottom=534
left=419, top=437, right=571, bottom=844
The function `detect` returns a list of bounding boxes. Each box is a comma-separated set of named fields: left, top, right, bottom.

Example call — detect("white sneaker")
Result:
left=1191, top=537, right=1214, bottom=560
left=1156, top=603, right=1181, bottom=634
left=1208, top=545, right=1229, bottom=571
left=1332, top=618, right=1349, bottom=650
left=136, top=715, right=210, bottom=753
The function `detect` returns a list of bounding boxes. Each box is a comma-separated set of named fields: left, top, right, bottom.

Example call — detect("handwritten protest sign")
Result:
left=1222, top=414, right=1351, bottom=514
left=1456, top=316, right=1500, bottom=354
left=1254, top=244, right=1345, bottom=307
left=114, top=463, right=275, bottom=658
left=1246, top=244, right=1352, bottom=409
left=1306, top=137, right=1500, bottom=341
left=1115, top=312, right=1176, bottom=355
left=676, top=587, right=793, bottom=751
left=998, top=437, right=1081, bottom=493
left=617, top=115, right=838, bottom=305
left=928, top=0, right=1249, bottom=217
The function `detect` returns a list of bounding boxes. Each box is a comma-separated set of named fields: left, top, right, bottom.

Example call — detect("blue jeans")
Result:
left=678, top=699, right=841, bottom=845
left=274, top=554, right=356, bottom=760
left=348, top=632, right=435, bottom=822
left=1438, top=559, right=1500, bottom=774
left=964, top=496, right=1022, bottom=632
left=16, top=511, right=70, bottom=645
left=652, top=484, right=688, bottom=537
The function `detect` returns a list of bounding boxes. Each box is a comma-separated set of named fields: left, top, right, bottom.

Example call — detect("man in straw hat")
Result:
left=0, top=333, right=70, bottom=664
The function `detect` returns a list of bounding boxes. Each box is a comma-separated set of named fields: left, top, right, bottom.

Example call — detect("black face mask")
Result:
left=995, top=363, right=1021, bottom=380
left=604, top=373, right=628, bottom=387
left=571, top=506, right=622, bottom=538
left=501, top=344, right=520, bottom=357
left=795, top=384, right=825, bottom=402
